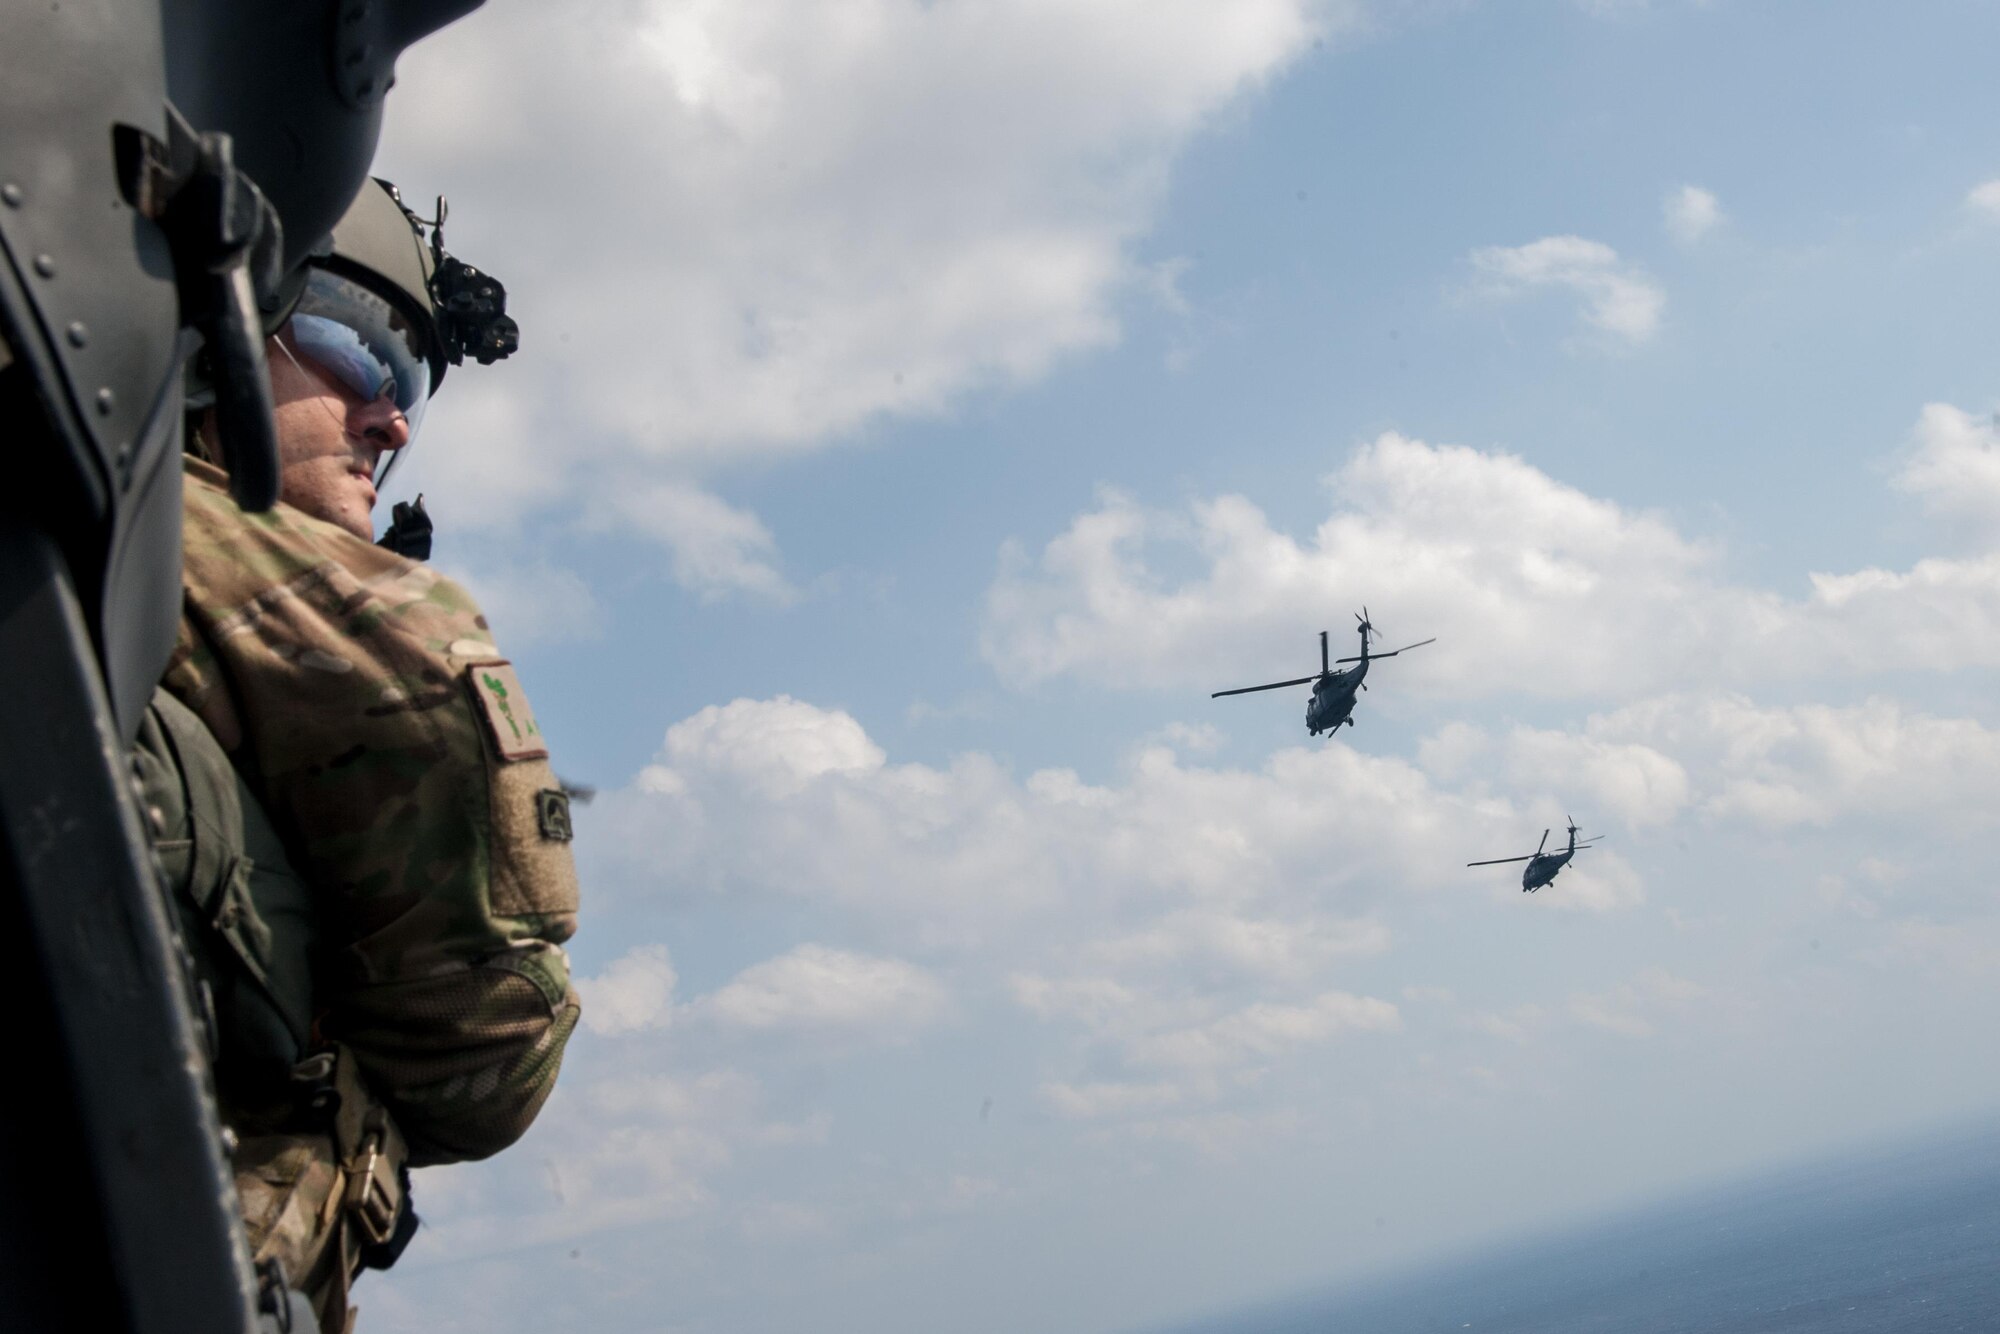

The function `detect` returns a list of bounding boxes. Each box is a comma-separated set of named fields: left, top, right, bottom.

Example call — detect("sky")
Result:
left=362, top=2, right=2000, bottom=1330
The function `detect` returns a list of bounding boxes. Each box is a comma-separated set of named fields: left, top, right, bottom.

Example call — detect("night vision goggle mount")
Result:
left=385, top=187, right=520, bottom=368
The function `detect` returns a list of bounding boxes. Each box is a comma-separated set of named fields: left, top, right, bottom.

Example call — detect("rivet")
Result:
left=96, top=387, right=116, bottom=415
left=1, top=183, right=22, bottom=207
left=66, top=321, right=87, bottom=348
left=219, top=1126, right=239, bottom=1156
left=32, top=254, right=55, bottom=278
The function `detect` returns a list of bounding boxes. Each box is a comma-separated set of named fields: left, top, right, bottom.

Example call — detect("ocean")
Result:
left=1152, top=1121, right=2000, bottom=1334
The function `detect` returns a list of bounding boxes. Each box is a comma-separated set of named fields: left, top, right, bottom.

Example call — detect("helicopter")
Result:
left=1467, top=816, right=1604, bottom=893
left=1211, top=610, right=1436, bottom=737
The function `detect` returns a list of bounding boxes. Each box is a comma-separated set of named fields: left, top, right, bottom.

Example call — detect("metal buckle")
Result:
left=341, top=1125, right=400, bottom=1246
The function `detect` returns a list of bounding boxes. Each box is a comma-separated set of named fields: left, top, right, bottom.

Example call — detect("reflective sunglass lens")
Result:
left=290, top=314, right=397, bottom=404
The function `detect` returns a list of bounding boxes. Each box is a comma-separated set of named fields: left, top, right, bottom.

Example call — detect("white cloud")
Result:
left=375, top=0, right=1346, bottom=556
left=1468, top=235, right=1664, bottom=343
left=1425, top=692, right=2000, bottom=835
left=616, top=691, right=2000, bottom=1015
left=1011, top=974, right=1151, bottom=1026
left=578, top=944, right=679, bottom=1036
left=1040, top=1079, right=1188, bottom=1119
left=589, top=480, right=794, bottom=603
left=1966, top=179, right=2000, bottom=221
left=579, top=939, right=947, bottom=1042
left=1586, top=694, right=2000, bottom=831
left=409, top=1067, right=816, bottom=1256
left=1664, top=184, right=1722, bottom=244
left=603, top=695, right=1510, bottom=948
left=1466, top=1005, right=1545, bottom=1044
left=1130, top=990, right=1400, bottom=1069
left=1420, top=722, right=1690, bottom=829
left=981, top=423, right=2000, bottom=699
left=1145, top=721, right=1227, bottom=754
left=1891, top=402, right=2000, bottom=543
left=394, top=379, right=790, bottom=606
left=643, top=695, right=887, bottom=799
left=599, top=696, right=1493, bottom=1108
left=694, top=943, right=949, bottom=1036
left=1085, top=909, right=1391, bottom=983
left=1016, top=972, right=1400, bottom=1098
left=984, top=434, right=1711, bottom=695
left=558, top=1066, right=828, bottom=1200
left=1568, top=967, right=1706, bottom=1038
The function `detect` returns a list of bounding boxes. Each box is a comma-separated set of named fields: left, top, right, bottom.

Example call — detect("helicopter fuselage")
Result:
left=1521, top=849, right=1574, bottom=892
left=1305, top=661, right=1367, bottom=735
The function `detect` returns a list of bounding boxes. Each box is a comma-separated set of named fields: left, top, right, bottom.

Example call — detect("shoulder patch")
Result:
left=535, top=789, right=574, bottom=843
left=465, top=660, right=550, bottom=761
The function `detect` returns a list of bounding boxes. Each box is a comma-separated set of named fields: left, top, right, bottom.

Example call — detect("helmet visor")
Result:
left=289, top=268, right=434, bottom=482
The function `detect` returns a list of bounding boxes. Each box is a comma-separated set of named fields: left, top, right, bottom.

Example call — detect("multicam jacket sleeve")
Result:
left=164, top=458, right=581, bottom=1166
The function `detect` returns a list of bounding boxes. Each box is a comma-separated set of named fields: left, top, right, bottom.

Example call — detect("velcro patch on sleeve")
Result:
left=535, top=789, right=574, bottom=842
left=465, top=661, right=550, bottom=761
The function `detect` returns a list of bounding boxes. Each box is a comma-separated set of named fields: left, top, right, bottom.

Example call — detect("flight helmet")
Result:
left=287, top=177, right=518, bottom=487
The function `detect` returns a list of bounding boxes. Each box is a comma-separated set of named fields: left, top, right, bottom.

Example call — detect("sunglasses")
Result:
left=282, top=269, right=436, bottom=480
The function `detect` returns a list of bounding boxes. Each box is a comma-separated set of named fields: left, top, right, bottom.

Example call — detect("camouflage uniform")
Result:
left=164, top=455, right=582, bottom=1163
left=154, top=455, right=581, bottom=1326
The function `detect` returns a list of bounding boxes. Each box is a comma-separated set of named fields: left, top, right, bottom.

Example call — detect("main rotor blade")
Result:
left=1536, top=828, right=1549, bottom=855
left=1467, top=855, right=1536, bottom=866
left=1212, top=675, right=1318, bottom=698
left=1332, top=637, right=1435, bottom=663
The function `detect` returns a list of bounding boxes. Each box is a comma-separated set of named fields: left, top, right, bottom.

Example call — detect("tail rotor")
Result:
left=1564, top=816, right=1605, bottom=853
